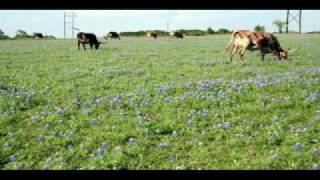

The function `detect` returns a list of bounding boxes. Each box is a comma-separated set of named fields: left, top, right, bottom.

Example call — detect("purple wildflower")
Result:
left=9, top=155, right=16, bottom=162
left=67, top=144, right=73, bottom=150
left=187, top=120, right=193, bottom=128
left=56, top=108, right=65, bottom=115
left=312, top=164, right=320, bottom=170
left=37, top=135, right=45, bottom=142
left=168, top=154, right=175, bottom=161
left=159, top=143, right=168, bottom=149
left=44, top=124, right=51, bottom=131
left=91, top=119, right=97, bottom=126
left=128, top=138, right=135, bottom=146
left=95, top=149, right=104, bottom=157
left=100, top=143, right=107, bottom=150
left=294, top=143, right=303, bottom=152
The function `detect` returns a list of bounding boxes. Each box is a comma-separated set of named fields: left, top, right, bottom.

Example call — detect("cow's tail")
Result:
left=224, top=34, right=235, bottom=53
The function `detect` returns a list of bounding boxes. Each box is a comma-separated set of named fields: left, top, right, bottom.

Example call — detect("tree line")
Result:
left=0, top=29, right=56, bottom=40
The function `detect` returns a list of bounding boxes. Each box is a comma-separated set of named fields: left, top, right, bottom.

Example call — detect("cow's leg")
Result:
left=230, top=46, right=238, bottom=63
left=261, top=52, right=265, bottom=62
left=78, top=41, right=80, bottom=51
left=82, top=43, right=86, bottom=50
left=90, top=43, right=93, bottom=50
left=239, top=47, right=247, bottom=64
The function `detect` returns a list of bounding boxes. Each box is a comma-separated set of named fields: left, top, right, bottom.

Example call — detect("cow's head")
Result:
left=278, top=49, right=288, bottom=61
left=95, top=42, right=101, bottom=49
left=279, top=48, right=299, bottom=61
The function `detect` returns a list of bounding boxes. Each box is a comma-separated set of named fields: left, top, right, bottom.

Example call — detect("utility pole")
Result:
left=286, top=10, right=302, bottom=34
left=64, top=12, right=77, bottom=39
left=166, top=21, right=169, bottom=32
left=64, top=12, right=66, bottom=39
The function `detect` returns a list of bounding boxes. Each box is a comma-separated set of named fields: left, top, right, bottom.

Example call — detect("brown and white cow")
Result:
left=146, top=31, right=157, bottom=39
left=225, top=30, right=296, bottom=63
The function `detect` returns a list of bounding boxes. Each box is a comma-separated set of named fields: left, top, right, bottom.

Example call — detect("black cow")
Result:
left=77, top=32, right=101, bottom=51
left=107, top=31, right=121, bottom=40
left=172, top=32, right=183, bottom=38
left=33, top=33, right=43, bottom=39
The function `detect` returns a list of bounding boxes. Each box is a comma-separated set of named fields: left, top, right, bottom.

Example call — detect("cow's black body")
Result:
left=173, top=32, right=183, bottom=38
left=33, top=33, right=43, bottom=39
left=107, top=32, right=121, bottom=40
left=77, top=32, right=100, bottom=50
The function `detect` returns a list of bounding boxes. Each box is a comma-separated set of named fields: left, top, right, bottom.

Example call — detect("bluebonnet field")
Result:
left=0, top=34, right=319, bottom=169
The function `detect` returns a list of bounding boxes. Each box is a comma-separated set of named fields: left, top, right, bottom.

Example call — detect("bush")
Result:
left=216, top=28, right=232, bottom=34
left=177, top=29, right=207, bottom=36
left=0, top=29, right=10, bottom=40
left=254, top=25, right=265, bottom=32
left=207, top=27, right=215, bottom=34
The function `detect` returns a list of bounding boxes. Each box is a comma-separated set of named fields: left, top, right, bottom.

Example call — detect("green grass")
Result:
left=0, top=34, right=320, bottom=169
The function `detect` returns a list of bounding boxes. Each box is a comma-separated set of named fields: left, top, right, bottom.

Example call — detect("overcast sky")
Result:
left=1, top=10, right=320, bottom=38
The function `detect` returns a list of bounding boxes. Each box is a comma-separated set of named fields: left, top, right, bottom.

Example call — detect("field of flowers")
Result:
left=0, top=34, right=320, bottom=169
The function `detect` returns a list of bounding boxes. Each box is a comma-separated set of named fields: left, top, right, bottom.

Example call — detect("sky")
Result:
left=1, top=10, right=320, bottom=38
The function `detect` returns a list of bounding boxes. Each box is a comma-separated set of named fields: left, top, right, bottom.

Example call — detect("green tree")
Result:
left=0, top=29, right=5, bottom=36
left=207, top=27, right=215, bottom=34
left=273, top=20, right=286, bottom=34
left=254, top=25, right=265, bottom=32
left=16, top=29, right=29, bottom=38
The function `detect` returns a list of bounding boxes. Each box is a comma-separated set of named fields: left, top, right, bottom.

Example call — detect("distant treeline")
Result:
left=0, top=29, right=56, bottom=40
left=119, top=28, right=233, bottom=37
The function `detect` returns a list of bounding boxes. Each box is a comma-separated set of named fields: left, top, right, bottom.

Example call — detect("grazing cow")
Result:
left=77, top=32, right=101, bottom=51
left=107, top=31, right=121, bottom=40
left=170, top=31, right=183, bottom=38
left=225, top=30, right=294, bottom=63
left=33, top=33, right=43, bottom=39
left=146, top=31, right=157, bottom=39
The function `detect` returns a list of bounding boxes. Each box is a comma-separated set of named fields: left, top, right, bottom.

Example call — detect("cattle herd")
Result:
left=72, top=30, right=297, bottom=63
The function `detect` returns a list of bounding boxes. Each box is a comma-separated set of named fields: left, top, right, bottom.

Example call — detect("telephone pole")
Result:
left=286, top=10, right=302, bottom=34
left=64, top=12, right=77, bottom=39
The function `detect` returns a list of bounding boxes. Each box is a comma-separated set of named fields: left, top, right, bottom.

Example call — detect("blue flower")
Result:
left=67, top=144, right=73, bottom=150
left=219, top=122, right=231, bottom=130
left=37, top=135, right=45, bottom=142
left=312, top=164, right=320, bottom=170
left=91, top=119, right=97, bottom=126
left=58, top=120, right=64, bottom=125
left=255, top=82, right=264, bottom=88
left=159, top=143, right=168, bottom=149
left=95, top=149, right=104, bottom=157
left=100, top=143, right=107, bottom=150
left=294, top=143, right=303, bottom=152
left=128, top=138, right=135, bottom=146
left=168, top=154, right=175, bottom=161
left=316, top=118, right=320, bottom=123
left=187, top=120, right=193, bottom=128
left=112, top=95, right=121, bottom=104
left=44, top=124, right=51, bottom=131
left=9, top=155, right=16, bottom=162
left=56, top=108, right=65, bottom=115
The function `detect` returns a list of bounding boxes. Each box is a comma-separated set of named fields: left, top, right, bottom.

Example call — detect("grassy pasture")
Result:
left=0, top=34, right=319, bottom=169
